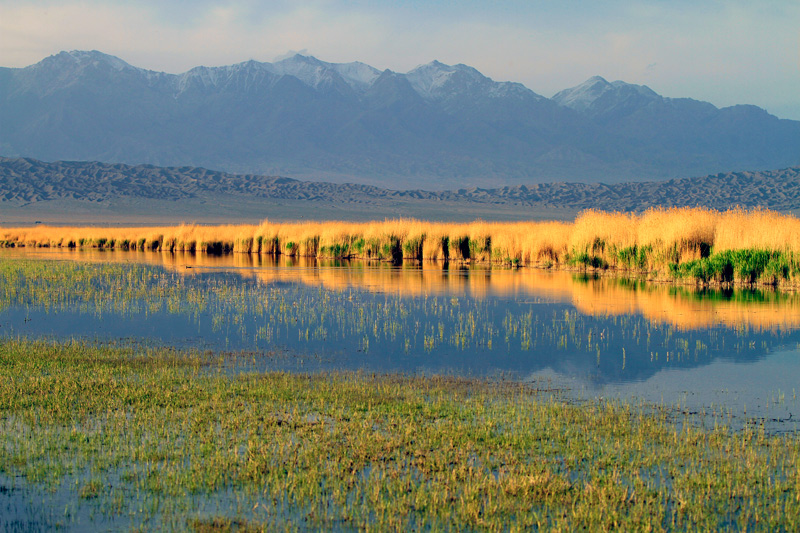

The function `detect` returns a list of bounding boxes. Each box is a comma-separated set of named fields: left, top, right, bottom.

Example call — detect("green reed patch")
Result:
left=0, top=338, right=798, bottom=531
left=670, top=249, right=799, bottom=286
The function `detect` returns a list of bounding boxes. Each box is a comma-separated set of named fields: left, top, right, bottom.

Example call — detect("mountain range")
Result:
left=2, top=157, right=798, bottom=222
left=1, top=50, right=798, bottom=189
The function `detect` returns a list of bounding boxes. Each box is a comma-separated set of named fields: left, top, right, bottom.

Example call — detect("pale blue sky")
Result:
left=1, top=0, right=798, bottom=119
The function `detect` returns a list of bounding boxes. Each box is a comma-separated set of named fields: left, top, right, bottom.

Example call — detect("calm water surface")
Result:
left=2, top=248, right=798, bottom=432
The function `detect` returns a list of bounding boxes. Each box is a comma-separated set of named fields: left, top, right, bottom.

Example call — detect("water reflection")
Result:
left=6, top=248, right=800, bottom=332
left=1, top=249, right=799, bottom=430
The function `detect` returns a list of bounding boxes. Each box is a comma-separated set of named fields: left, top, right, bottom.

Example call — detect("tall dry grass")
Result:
left=3, top=208, right=800, bottom=283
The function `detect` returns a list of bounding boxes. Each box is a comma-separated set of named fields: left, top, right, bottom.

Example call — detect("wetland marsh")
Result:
left=6, top=207, right=800, bottom=288
left=1, top=250, right=799, bottom=530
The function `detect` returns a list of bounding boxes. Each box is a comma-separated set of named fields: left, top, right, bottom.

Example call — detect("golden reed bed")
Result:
left=2, top=208, right=800, bottom=280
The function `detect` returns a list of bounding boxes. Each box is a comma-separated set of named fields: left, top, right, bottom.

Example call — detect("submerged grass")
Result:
left=5, top=207, right=800, bottom=287
left=1, top=338, right=798, bottom=531
left=4, top=255, right=797, bottom=370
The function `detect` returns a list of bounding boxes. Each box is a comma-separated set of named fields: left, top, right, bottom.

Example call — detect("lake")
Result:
left=2, top=248, right=798, bottom=433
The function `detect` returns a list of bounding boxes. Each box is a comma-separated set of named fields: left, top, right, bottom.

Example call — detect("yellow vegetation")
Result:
left=2, top=207, right=800, bottom=283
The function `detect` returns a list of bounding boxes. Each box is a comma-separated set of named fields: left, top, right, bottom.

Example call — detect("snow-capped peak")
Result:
left=552, top=76, right=613, bottom=111
left=406, top=60, right=539, bottom=101
left=172, top=54, right=381, bottom=95
left=66, top=50, right=132, bottom=71
left=30, top=50, right=136, bottom=73
left=405, top=60, right=465, bottom=98
left=553, top=76, right=659, bottom=112
left=270, top=54, right=344, bottom=89
left=271, top=54, right=379, bottom=92
left=174, top=60, right=274, bottom=94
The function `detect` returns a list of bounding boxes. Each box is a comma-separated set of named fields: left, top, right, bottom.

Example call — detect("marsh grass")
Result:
left=1, top=338, right=798, bottom=530
left=5, top=208, right=800, bottom=286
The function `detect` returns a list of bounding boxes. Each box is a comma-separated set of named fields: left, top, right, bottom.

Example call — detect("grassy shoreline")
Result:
left=1, top=338, right=798, bottom=530
left=4, top=207, right=800, bottom=288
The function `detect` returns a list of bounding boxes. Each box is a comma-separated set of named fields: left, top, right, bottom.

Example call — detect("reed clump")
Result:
left=4, top=208, right=800, bottom=286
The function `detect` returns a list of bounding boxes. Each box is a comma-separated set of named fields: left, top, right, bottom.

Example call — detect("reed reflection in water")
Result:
left=7, top=247, right=800, bottom=333
left=2, top=249, right=800, bottom=428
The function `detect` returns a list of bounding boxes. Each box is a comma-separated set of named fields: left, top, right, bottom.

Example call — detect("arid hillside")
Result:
left=2, top=157, right=798, bottom=217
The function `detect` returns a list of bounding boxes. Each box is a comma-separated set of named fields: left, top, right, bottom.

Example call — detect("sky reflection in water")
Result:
left=1, top=248, right=798, bottom=429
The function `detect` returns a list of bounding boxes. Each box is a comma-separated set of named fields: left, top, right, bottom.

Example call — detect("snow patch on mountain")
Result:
left=405, top=60, right=459, bottom=98
left=263, top=54, right=379, bottom=93
left=329, top=61, right=381, bottom=90
left=20, top=50, right=170, bottom=93
left=177, top=65, right=224, bottom=90
left=27, top=50, right=138, bottom=75
left=487, top=81, right=539, bottom=100
left=174, top=61, right=275, bottom=94
left=268, top=55, right=341, bottom=89
left=63, top=50, right=132, bottom=71
left=553, top=76, right=660, bottom=112
left=171, top=54, right=381, bottom=96
left=406, top=60, right=540, bottom=101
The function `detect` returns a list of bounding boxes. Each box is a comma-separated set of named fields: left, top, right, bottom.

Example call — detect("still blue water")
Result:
left=1, top=250, right=798, bottom=430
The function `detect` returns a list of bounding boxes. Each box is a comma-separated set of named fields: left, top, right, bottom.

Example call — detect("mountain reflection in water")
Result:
left=1, top=248, right=798, bottom=427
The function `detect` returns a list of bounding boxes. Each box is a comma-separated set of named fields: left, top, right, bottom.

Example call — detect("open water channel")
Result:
left=2, top=248, right=798, bottom=434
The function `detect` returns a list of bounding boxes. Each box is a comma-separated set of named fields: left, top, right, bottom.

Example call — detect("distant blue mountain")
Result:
left=1, top=50, right=797, bottom=188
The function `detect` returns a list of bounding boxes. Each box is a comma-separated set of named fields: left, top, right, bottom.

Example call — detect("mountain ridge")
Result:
left=1, top=50, right=798, bottom=189
left=3, top=157, right=799, bottom=214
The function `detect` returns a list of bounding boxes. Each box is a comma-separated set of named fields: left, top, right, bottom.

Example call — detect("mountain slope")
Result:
left=3, top=157, right=798, bottom=214
left=1, top=51, right=798, bottom=188
left=553, top=76, right=800, bottom=170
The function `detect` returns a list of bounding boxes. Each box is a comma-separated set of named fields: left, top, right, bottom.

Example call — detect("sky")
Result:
left=1, top=0, right=798, bottom=119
